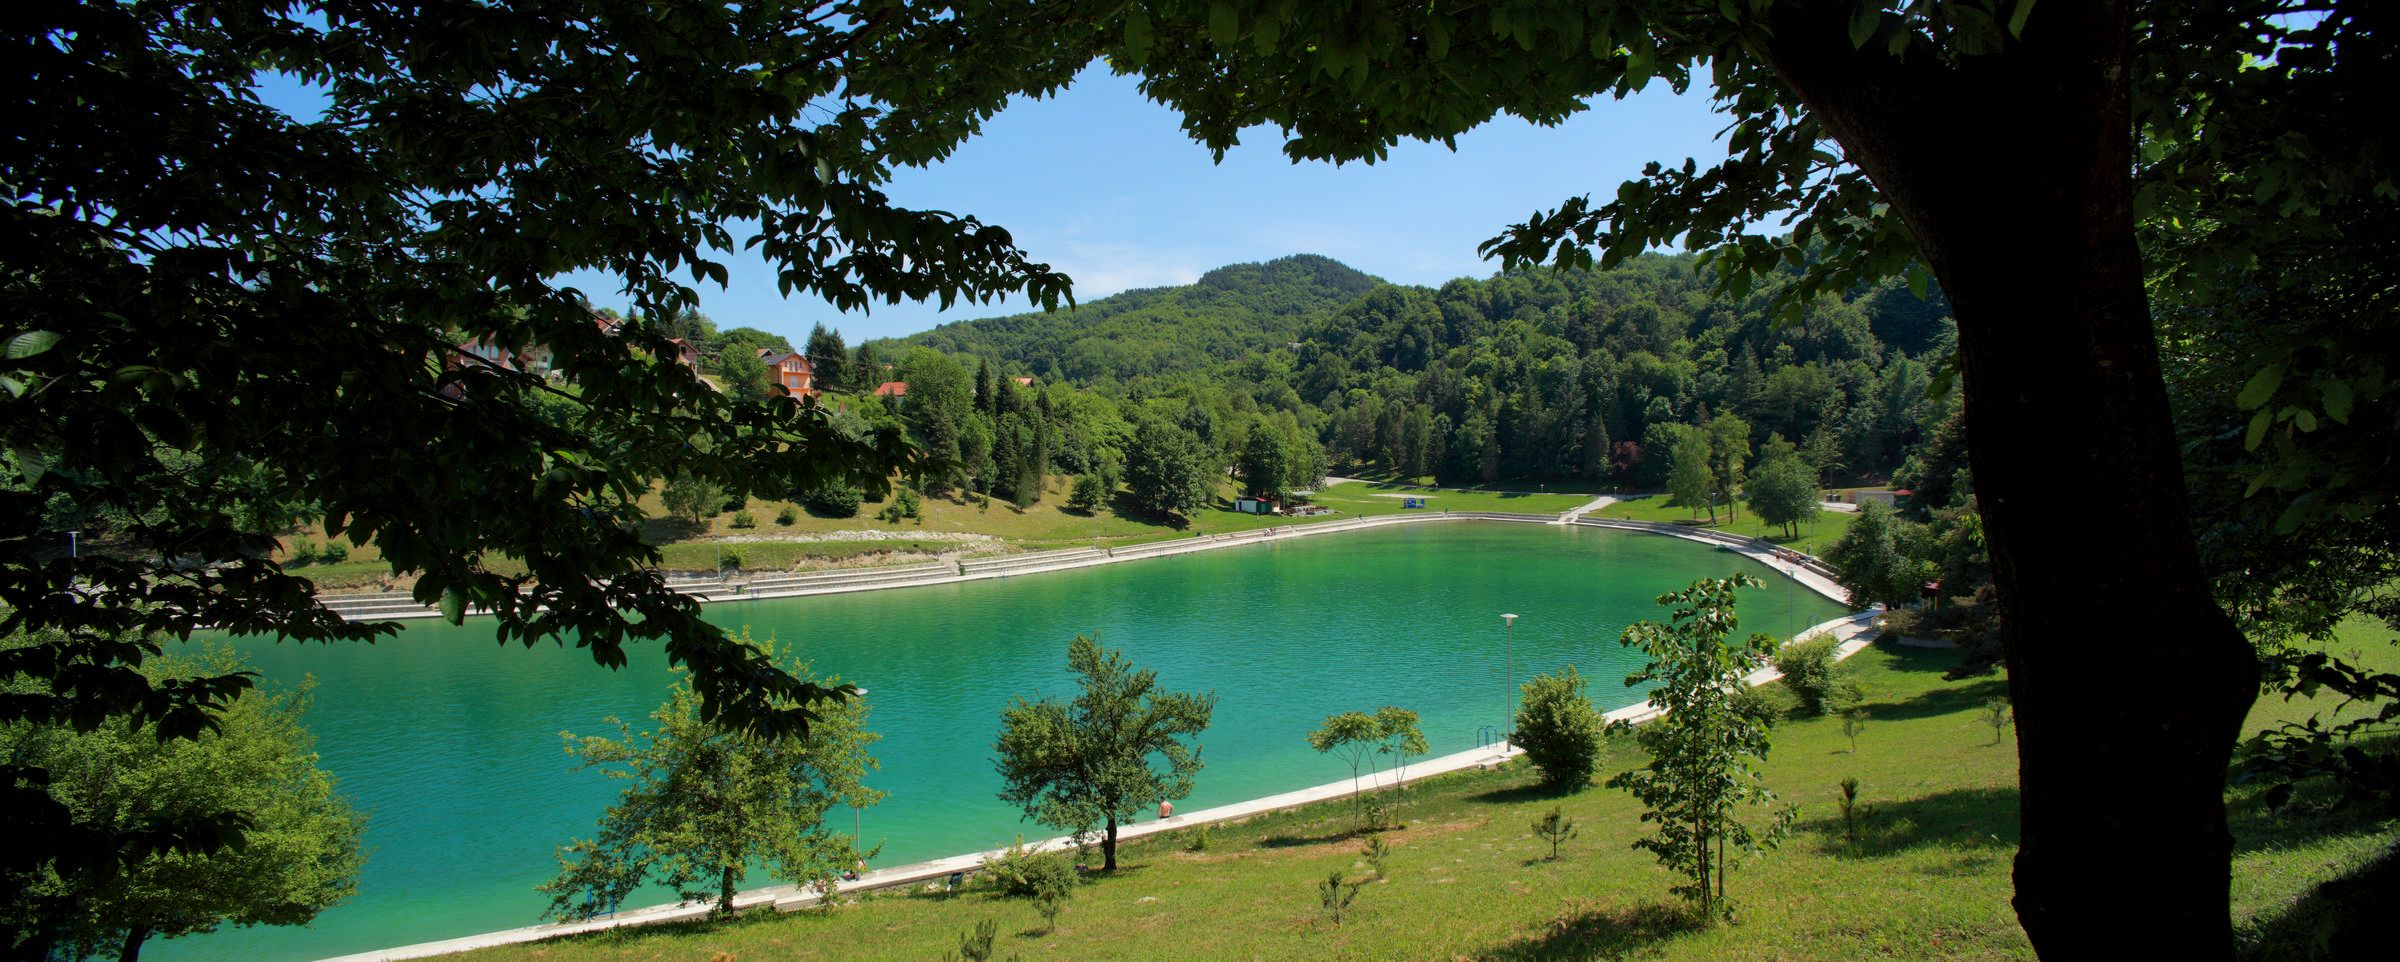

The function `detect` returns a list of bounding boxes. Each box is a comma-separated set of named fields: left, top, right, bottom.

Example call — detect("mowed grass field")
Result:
left=443, top=617, right=2400, bottom=962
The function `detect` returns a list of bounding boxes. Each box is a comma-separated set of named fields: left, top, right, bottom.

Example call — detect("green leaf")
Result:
left=1906, top=263, right=1929, bottom=299
left=1208, top=2, right=1238, bottom=47
left=1848, top=5, right=1880, bottom=49
left=2244, top=408, right=2273, bottom=450
left=2292, top=408, right=2317, bottom=432
left=6, top=330, right=61, bottom=360
left=440, top=587, right=466, bottom=625
left=2319, top=379, right=2354, bottom=424
left=2236, top=363, right=2286, bottom=410
left=2006, top=0, right=2039, bottom=38
left=1122, top=8, right=1154, bottom=63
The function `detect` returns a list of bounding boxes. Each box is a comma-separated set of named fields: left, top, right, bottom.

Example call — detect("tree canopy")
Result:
left=994, top=635, right=1215, bottom=871
left=1, top=645, right=363, bottom=962
left=541, top=633, right=880, bottom=921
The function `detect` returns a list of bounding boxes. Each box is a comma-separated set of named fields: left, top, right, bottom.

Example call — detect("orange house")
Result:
left=759, top=350, right=817, bottom=397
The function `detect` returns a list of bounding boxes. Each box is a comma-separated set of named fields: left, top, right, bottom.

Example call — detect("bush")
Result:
left=720, top=548, right=745, bottom=572
left=979, top=839, right=1075, bottom=899
left=1515, top=668, right=1604, bottom=793
left=774, top=505, right=797, bottom=526
left=320, top=540, right=349, bottom=564
left=1068, top=473, right=1106, bottom=513
left=730, top=509, right=756, bottom=529
left=1772, top=634, right=1855, bottom=716
left=801, top=483, right=863, bottom=518
left=289, top=540, right=319, bottom=566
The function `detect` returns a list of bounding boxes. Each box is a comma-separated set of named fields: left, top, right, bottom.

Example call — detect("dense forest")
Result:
left=866, top=252, right=1959, bottom=495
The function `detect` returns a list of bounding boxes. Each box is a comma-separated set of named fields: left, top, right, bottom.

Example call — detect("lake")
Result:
left=169, top=522, right=1844, bottom=961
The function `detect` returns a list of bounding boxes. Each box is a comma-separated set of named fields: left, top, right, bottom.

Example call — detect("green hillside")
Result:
left=889, top=254, right=1384, bottom=382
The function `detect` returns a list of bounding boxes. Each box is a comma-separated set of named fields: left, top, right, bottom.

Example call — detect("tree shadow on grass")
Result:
left=1843, top=672, right=2010, bottom=725
left=1256, top=826, right=1369, bottom=849
left=1469, top=781, right=1582, bottom=807
left=2237, top=839, right=2400, bottom=961
left=1480, top=899, right=1703, bottom=962
left=1867, top=637, right=1985, bottom=676
left=1806, top=786, right=2020, bottom=859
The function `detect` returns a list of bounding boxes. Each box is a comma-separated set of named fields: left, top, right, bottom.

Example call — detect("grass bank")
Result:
left=1596, top=494, right=1857, bottom=548
left=444, top=621, right=2398, bottom=962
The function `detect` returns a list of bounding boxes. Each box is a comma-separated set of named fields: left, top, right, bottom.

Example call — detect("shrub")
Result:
left=1184, top=826, right=1211, bottom=853
left=1515, top=668, right=1604, bottom=793
left=1068, top=473, right=1106, bottom=513
left=730, top=510, right=756, bottom=529
left=801, top=483, right=863, bottom=518
left=1772, top=634, right=1855, bottom=716
left=320, top=540, right=349, bottom=564
left=1362, top=836, right=1390, bottom=878
left=898, top=487, right=922, bottom=520
left=720, top=548, right=745, bottom=572
left=774, top=506, right=797, bottom=526
left=289, top=540, right=319, bottom=566
left=979, top=839, right=1074, bottom=898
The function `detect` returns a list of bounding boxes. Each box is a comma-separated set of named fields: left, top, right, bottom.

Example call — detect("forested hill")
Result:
left=891, top=253, right=1383, bottom=382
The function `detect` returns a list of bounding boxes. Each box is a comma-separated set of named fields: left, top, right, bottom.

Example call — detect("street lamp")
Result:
left=1501, top=613, right=1519, bottom=750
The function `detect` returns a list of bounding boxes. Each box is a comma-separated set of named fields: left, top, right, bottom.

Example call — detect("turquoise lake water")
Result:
left=166, top=523, right=1843, bottom=961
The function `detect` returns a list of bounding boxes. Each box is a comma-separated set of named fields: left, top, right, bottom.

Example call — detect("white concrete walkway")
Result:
left=315, top=608, right=1880, bottom=962
left=1554, top=494, right=1619, bottom=524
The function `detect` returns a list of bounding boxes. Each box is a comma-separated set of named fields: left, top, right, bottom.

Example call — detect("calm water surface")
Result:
left=168, top=524, right=1843, bottom=961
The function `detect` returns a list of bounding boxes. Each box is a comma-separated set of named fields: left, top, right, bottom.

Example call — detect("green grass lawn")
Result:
left=442, top=626, right=2400, bottom=962
left=1305, top=482, right=1595, bottom=518
left=1597, top=494, right=1858, bottom=549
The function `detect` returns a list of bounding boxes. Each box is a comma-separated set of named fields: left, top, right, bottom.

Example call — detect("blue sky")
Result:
left=561, top=66, right=1732, bottom=344
left=265, top=63, right=1732, bottom=345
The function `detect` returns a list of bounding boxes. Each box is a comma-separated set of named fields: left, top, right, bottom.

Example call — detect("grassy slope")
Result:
left=1596, top=494, right=1859, bottom=548
left=444, top=618, right=2400, bottom=962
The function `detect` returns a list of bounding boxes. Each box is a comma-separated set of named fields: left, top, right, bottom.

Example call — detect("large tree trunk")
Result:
left=120, top=925, right=149, bottom=962
left=1102, top=815, right=1119, bottom=871
left=1760, top=2, right=2259, bottom=957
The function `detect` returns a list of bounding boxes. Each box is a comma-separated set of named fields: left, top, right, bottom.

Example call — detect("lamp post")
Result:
left=1501, top=613, right=1519, bottom=750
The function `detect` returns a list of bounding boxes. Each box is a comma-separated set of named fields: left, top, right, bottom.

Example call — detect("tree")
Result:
left=1305, top=711, right=1383, bottom=812
left=994, top=635, right=1215, bottom=872
left=1121, top=419, right=1215, bottom=520
left=1665, top=426, right=1715, bottom=522
left=1746, top=437, right=1820, bottom=539
left=6, top=0, right=1070, bottom=888
left=1513, top=668, right=1604, bottom=793
left=712, top=349, right=775, bottom=399
left=804, top=324, right=849, bottom=393
left=660, top=474, right=729, bottom=528
left=1067, top=473, right=1107, bottom=514
left=1238, top=422, right=1297, bottom=501
left=1102, top=3, right=2287, bottom=952
left=1374, top=706, right=1428, bottom=793
left=1609, top=575, right=1790, bottom=921
left=541, top=631, right=880, bottom=920
left=1703, top=413, right=1752, bottom=523
left=1823, top=501, right=1923, bottom=611
left=2, top=645, right=364, bottom=962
